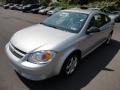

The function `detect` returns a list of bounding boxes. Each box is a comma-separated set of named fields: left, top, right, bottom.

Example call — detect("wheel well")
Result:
left=59, top=50, right=82, bottom=75
left=69, top=50, right=81, bottom=58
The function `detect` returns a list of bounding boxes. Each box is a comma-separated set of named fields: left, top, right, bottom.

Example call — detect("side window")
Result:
left=88, top=17, right=96, bottom=29
left=88, top=14, right=110, bottom=29
left=94, top=14, right=103, bottom=28
left=88, top=14, right=103, bottom=29
left=105, top=15, right=111, bottom=23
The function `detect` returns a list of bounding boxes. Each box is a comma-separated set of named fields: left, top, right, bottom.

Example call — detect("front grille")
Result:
left=9, top=44, right=26, bottom=59
left=11, top=44, right=26, bottom=55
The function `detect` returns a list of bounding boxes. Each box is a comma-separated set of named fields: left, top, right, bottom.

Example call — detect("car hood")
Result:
left=10, top=24, right=75, bottom=53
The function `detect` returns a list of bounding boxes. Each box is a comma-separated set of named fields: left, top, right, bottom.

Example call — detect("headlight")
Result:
left=28, top=51, right=56, bottom=64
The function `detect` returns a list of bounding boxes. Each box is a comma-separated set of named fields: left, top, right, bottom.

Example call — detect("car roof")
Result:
left=63, top=8, right=101, bottom=15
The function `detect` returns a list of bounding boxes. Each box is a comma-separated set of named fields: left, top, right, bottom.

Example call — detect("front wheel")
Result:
left=60, top=53, right=80, bottom=77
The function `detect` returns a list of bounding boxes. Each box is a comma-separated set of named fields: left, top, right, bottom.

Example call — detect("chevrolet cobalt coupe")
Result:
left=5, top=8, right=114, bottom=80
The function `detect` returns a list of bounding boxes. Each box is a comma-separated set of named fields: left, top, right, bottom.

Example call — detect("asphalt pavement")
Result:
left=0, top=7, right=120, bottom=90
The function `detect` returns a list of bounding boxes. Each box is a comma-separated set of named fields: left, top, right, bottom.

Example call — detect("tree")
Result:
left=39, top=0, right=51, bottom=5
left=22, top=0, right=38, bottom=4
left=5, top=0, right=22, bottom=3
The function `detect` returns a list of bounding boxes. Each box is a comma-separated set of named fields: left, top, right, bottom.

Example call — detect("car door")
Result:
left=80, top=13, right=109, bottom=57
left=97, top=13, right=113, bottom=43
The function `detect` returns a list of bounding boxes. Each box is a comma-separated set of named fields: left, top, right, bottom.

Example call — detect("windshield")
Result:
left=54, top=8, right=61, bottom=10
left=41, top=11, right=88, bottom=33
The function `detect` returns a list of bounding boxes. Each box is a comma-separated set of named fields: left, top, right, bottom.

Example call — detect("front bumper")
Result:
left=5, top=43, right=58, bottom=81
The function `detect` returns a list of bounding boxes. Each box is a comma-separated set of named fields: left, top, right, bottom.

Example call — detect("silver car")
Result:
left=5, top=8, right=114, bottom=81
left=47, top=7, right=62, bottom=15
left=38, top=7, right=54, bottom=15
left=108, top=11, right=120, bottom=21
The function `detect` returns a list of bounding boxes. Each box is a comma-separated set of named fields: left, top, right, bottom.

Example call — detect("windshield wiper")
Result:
left=40, top=22, right=58, bottom=29
left=48, top=25, right=58, bottom=29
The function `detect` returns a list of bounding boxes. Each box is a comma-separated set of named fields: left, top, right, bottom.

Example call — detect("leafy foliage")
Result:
left=0, top=0, right=120, bottom=10
left=52, top=0, right=120, bottom=10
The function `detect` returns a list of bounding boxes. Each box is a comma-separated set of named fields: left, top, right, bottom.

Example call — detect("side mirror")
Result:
left=86, top=27, right=100, bottom=34
left=115, top=17, right=120, bottom=23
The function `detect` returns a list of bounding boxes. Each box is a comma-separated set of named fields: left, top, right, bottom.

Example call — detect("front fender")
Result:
left=55, top=47, right=79, bottom=74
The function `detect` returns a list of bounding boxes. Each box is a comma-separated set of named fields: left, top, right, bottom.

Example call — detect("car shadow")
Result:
left=18, top=39, right=120, bottom=90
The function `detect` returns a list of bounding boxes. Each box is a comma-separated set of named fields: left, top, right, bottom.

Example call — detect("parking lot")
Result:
left=0, top=7, right=120, bottom=90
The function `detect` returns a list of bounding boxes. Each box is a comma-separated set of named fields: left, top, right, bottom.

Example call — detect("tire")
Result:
left=105, top=31, right=113, bottom=45
left=60, top=52, right=80, bottom=77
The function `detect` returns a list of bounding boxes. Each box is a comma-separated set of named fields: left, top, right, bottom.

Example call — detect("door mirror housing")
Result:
left=86, top=27, right=100, bottom=34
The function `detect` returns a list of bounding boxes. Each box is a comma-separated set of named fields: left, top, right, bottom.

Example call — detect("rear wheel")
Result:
left=105, top=31, right=113, bottom=45
left=60, top=52, right=80, bottom=77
